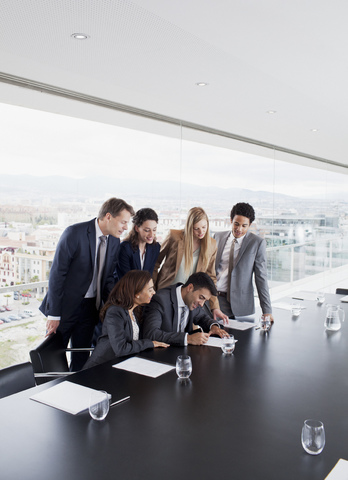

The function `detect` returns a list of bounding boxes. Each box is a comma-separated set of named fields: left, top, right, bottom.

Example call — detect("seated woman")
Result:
left=116, top=208, right=160, bottom=279
left=153, top=207, right=228, bottom=323
left=83, top=270, right=168, bottom=369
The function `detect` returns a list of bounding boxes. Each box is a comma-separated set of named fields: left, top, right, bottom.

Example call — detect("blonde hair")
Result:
left=183, top=207, right=211, bottom=275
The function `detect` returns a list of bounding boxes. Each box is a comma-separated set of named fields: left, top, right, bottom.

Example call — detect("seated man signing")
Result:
left=142, top=272, right=228, bottom=346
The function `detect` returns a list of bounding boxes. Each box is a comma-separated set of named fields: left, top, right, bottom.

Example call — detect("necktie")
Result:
left=180, top=306, right=187, bottom=332
left=96, top=235, right=107, bottom=309
left=227, top=238, right=238, bottom=302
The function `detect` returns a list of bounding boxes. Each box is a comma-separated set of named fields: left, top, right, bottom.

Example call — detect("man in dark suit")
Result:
left=214, top=202, right=273, bottom=320
left=39, top=197, right=135, bottom=370
left=142, top=272, right=228, bottom=346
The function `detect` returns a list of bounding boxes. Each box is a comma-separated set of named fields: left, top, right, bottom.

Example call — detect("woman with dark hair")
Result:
left=116, top=208, right=160, bottom=279
left=83, top=270, right=168, bottom=369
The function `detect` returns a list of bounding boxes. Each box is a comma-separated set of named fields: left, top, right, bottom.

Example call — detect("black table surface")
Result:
left=1, top=293, right=348, bottom=480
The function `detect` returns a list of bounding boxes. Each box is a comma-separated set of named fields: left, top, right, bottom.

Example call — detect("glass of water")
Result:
left=316, top=291, right=325, bottom=304
left=89, top=390, right=110, bottom=421
left=221, top=335, right=235, bottom=354
left=301, top=419, right=325, bottom=455
left=260, top=314, right=271, bottom=331
left=176, top=355, right=192, bottom=379
left=291, top=303, right=302, bottom=317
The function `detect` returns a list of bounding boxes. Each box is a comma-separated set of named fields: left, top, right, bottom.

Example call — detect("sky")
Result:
left=1, top=101, right=347, bottom=198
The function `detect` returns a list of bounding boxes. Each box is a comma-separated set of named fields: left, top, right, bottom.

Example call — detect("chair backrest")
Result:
left=0, top=362, right=36, bottom=399
left=30, top=332, right=69, bottom=384
left=336, top=288, right=348, bottom=295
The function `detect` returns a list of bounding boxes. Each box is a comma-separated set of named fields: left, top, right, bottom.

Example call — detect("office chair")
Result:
left=0, top=362, right=36, bottom=399
left=336, top=288, right=348, bottom=295
left=30, top=332, right=93, bottom=385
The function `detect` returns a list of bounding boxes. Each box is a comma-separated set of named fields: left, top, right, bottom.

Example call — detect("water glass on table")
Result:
left=260, top=314, right=271, bottom=331
left=221, top=334, right=235, bottom=354
left=89, top=390, right=110, bottom=421
left=291, top=303, right=301, bottom=317
left=301, top=419, right=325, bottom=455
left=176, top=355, right=192, bottom=379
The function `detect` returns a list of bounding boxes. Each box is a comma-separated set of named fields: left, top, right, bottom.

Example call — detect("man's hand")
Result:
left=265, top=314, right=275, bottom=323
left=45, top=319, right=60, bottom=337
left=211, top=308, right=229, bottom=325
left=209, top=324, right=228, bottom=338
left=187, top=332, right=210, bottom=345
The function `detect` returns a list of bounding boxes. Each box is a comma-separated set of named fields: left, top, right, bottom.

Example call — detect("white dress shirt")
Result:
left=216, top=232, right=246, bottom=292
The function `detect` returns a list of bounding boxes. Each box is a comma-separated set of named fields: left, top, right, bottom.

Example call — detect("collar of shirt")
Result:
left=176, top=285, right=186, bottom=309
left=230, top=230, right=246, bottom=246
left=95, top=218, right=109, bottom=242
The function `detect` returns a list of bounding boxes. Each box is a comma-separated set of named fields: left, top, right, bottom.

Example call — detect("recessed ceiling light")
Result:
left=71, top=33, right=89, bottom=40
left=311, top=128, right=319, bottom=132
left=195, top=82, right=208, bottom=87
left=266, top=110, right=277, bottom=114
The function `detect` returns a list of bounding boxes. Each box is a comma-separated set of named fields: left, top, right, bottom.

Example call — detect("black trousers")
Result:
left=57, top=297, right=99, bottom=371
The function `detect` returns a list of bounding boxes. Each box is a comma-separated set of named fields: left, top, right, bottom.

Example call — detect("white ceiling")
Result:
left=1, top=0, right=348, bottom=170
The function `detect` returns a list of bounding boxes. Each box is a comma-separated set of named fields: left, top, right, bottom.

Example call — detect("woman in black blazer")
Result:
left=116, top=208, right=160, bottom=279
left=83, top=270, right=168, bottom=369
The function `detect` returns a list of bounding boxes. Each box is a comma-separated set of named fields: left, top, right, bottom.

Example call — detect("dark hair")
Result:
left=100, top=270, right=152, bottom=321
left=230, top=202, right=255, bottom=224
left=124, top=208, right=158, bottom=250
left=98, top=197, right=135, bottom=220
left=183, top=272, right=217, bottom=296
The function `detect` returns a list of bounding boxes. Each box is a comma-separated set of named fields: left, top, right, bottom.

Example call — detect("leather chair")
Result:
left=336, top=288, right=348, bottom=295
left=0, top=362, right=36, bottom=399
left=30, top=332, right=93, bottom=384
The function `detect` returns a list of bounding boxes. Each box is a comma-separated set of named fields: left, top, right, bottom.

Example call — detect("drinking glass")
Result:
left=325, top=304, right=344, bottom=331
left=316, top=291, right=325, bottom=304
left=260, top=314, right=271, bottom=331
left=221, top=335, right=235, bottom=354
left=291, top=303, right=301, bottom=317
left=176, top=355, right=192, bottom=379
left=89, top=390, right=110, bottom=421
left=301, top=419, right=325, bottom=455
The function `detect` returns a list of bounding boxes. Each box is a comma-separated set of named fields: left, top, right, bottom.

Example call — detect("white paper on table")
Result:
left=30, top=381, right=109, bottom=415
left=340, top=295, right=348, bottom=303
left=325, top=459, right=348, bottom=479
left=273, top=302, right=307, bottom=311
left=292, top=291, right=316, bottom=301
left=218, top=318, right=256, bottom=330
left=203, top=337, right=238, bottom=348
left=113, top=357, right=175, bottom=378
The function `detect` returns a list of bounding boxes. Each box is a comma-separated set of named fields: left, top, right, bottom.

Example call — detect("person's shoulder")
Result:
left=170, top=229, right=184, bottom=241
left=105, top=304, right=128, bottom=318
left=119, top=240, right=132, bottom=252
left=214, top=230, right=229, bottom=240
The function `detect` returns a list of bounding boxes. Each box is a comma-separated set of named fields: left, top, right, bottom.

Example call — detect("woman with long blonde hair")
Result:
left=153, top=207, right=228, bottom=322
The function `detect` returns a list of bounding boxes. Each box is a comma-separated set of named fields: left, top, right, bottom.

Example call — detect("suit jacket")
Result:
left=142, top=283, right=215, bottom=346
left=214, top=230, right=272, bottom=316
left=83, top=305, right=153, bottom=368
left=116, top=240, right=161, bottom=279
left=152, top=229, right=219, bottom=310
left=39, top=219, right=120, bottom=322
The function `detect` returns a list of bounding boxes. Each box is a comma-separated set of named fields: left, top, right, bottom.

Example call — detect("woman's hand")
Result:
left=153, top=341, right=170, bottom=348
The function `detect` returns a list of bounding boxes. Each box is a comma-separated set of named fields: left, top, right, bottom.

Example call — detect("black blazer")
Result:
left=142, top=284, right=214, bottom=346
left=40, top=219, right=119, bottom=320
left=84, top=305, right=154, bottom=369
left=116, top=240, right=160, bottom=279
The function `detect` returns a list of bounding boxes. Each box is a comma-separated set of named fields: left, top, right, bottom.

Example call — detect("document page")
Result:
left=30, top=381, right=109, bottom=415
left=113, top=357, right=175, bottom=378
left=203, top=337, right=238, bottom=348
left=325, top=459, right=348, bottom=479
left=218, top=318, right=255, bottom=330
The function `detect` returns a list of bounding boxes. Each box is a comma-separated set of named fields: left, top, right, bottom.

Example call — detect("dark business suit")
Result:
left=83, top=305, right=154, bottom=369
left=39, top=218, right=120, bottom=370
left=116, top=241, right=160, bottom=279
left=214, top=230, right=272, bottom=316
left=142, top=284, right=214, bottom=346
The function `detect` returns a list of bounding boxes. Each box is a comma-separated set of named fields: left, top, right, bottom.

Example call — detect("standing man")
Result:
left=214, top=202, right=273, bottom=321
left=142, top=272, right=228, bottom=346
left=39, top=197, right=135, bottom=370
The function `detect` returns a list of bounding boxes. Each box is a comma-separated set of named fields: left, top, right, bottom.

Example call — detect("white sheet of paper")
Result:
left=203, top=337, right=238, bottom=348
left=219, top=318, right=256, bottom=330
left=30, top=381, right=107, bottom=415
left=113, top=357, right=175, bottom=378
left=325, top=459, right=348, bottom=479
left=340, top=295, right=348, bottom=303
left=292, top=291, right=316, bottom=301
left=273, top=302, right=306, bottom=311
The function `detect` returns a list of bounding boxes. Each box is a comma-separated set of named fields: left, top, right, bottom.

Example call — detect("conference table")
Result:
left=1, top=292, right=348, bottom=480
